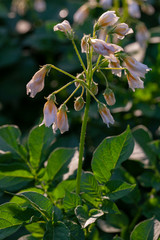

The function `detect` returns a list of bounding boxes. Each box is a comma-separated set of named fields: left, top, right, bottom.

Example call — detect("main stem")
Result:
left=76, top=90, right=90, bottom=194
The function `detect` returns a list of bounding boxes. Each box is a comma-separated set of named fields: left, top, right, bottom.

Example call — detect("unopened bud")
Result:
left=103, top=88, right=116, bottom=106
left=74, top=96, right=85, bottom=111
left=54, top=20, right=73, bottom=39
left=75, top=73, right=86, bottom=87
left=90, top=81, right=98, bottom=95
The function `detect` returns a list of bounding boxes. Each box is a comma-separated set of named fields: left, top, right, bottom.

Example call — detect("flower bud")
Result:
left=75, top=73, right=86, bottom=87
left=74, top=96, right=85, bottom=111
left=98, top=103, right=114, bottom=127
left=96, top=11, right=119, bottom=29
left=90, top=81, right=98, bottom=95
left=114, top=23, right=133, bottom=40
left=57, top=104, right=69, bottom=134
left=73, top=4, right=89, bottom=25
left=54, top=20, right=73, bottom=39
left=103, top=88, right=116, bottom=106
left=26, top=64, right=50, bottom=98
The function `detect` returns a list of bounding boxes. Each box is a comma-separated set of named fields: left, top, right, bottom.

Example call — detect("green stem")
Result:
left=101, top=67, right=125, bottom=70
left=72, top=40, right=87, bottom=75
left=50, top=64, right=77, bottom=80
left=114, top=0, right=119, bottom=12
left=63, top=86, right=80, bottom=105
left=99, top=70, right=109, bottom=88
left=76, top=91, right=91, bottom=194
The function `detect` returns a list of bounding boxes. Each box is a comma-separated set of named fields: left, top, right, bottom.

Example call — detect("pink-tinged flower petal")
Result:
left=98, top=11, right=119, bottom=27
left=90, top=39, right=123, bottom=56
left=54, top=20, right=72, bottom=34
left=73, top=4, right=89, bottom=25
left=81, top=35, right=89, bottom=53
left=114, top=23, right=133, bottom=39
left=98, top=104, right=114, bottom=127
left=26, top=65, right=49, bottom=98
left=124, top=56, right=151, bottom=78
left=103, top=88, right=116, bottom=106
left=40, top=99, right=57, bottom=127
left=127, top=71, right=144, bottom=91
left=57, top=106, right=69, bottom=134
left=106, top=54, right=122, bottom=77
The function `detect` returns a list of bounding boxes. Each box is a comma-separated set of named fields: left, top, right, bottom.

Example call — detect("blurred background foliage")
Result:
left=0, top=0, right=160, bottom=164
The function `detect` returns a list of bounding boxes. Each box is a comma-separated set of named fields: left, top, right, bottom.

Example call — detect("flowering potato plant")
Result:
left=0, top=9, right=159, bottom=240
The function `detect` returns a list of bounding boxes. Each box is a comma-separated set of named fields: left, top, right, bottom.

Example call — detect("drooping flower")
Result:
left=54, top=20, right=72, bottom=38
left=40, top=95, right=57, bottom=127
left=105, top=54, right=122, bottom=77
left=98, top=103, right=114, bottom=127
left=74, top=96, right=85, bottom=111
left=126, top=71, right=144, bottom=91
left=73, top=4, right=89, bottom=25
left=114, top=23, right=133, bottom=39
left=90, top=39, right=123, bottom=56
left=97, top=11, right=119, bottom=28
left=57, top=105, right=69, bottom=134
left=124, top=55, right=151, bottom=78
left=103, top=88, right=116, bottom=106
left=26, top=64, right=50, bottom=98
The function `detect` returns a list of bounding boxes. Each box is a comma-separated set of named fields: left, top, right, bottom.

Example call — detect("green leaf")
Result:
left=102, top=199, right=120, bottom=214
left=63, top=191, right=81, bottom=211
left=25, top=222, right=45, bottom=238
left=46, top=148, right=76, bottom=181
left=0, top=125, right=26, bottom=160
left=149, top=140, right=160, bottom=158
left=81, top=193, right=100, bottom=208
left=16, top=191, right=53, bottom=218
left=75, top=206, right=104, bottom=228
left=52, top=180, right=76, bottom=199
left=0, top=163, right=33, bottom=191
left=80, top=172, right=101, bottom=197
left=10, top=187, right=44, bottom=206
left=44, top=221, right=70, bottom=240
left=28, top=125, right=54, bottom=169
left=131, top=218, right=160, bottom=240
left=139, top=170, right=160, bottom=191
left=65, top=221, right=85, bottom=240
left=0, top=202, right=30, bottom=240
left=104, top=180, right=136, bottom=200
left=142, top=197, right=160, bottom=221
left=92, top=126, right=134, bottom=183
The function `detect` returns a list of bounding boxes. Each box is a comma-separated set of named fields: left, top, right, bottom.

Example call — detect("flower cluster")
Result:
left=26, top=10, right=151, bottom=133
